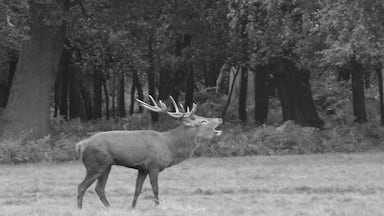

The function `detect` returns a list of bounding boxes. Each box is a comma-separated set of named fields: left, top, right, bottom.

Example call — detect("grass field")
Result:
left=1, top=153, right=384, bottom=216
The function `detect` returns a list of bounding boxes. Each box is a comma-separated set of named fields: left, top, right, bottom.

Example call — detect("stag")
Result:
left=75, top=96, right=222, bottom=209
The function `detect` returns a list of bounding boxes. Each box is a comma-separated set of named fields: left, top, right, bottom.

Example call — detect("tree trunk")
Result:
left=130, top=71, right=143, bottom=115
left=350, top=58, right=367, bottom=123
left=376, top=66, right=384, bottom=125
left=103, top=79, right=109, bottom=120
left=68, top=64, right=87, bottom=120
left=185, top=64, right=195, bottom=109
left=205, top=61, right=219, bottom=87
left=59, top=46, right=71, bottom=120
left=274, top=59, right=323, bottom=127
left=118, top=71, right=126, bottom=118
left=254, top=65, right=269, bottom=124
left=238, top=11, right=248, bottom=122
left=222, top=66, right=240, bottom=119
left=79, top=82, right=92, bottom=120
left=0, top=53, right=17, bottom=108
left=93, top=69, right=102, bottom=119
left=147, top=33, right=158, bottom=122
left=159, top=68, right=171, bottom=100
left=53, top=69, right=61, bottom=118
left=111, top=69, right=117, bottom=119
left=238, top=65, right=248, bottom=122
left=2, top=1, right=66, bottom=138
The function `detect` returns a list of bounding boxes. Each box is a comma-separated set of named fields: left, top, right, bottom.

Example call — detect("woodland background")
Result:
left=1, top=0, right=384, bottom=163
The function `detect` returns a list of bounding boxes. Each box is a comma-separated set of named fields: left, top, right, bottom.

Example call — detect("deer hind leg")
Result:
left=131, top=169, right=148, bottom=209
left=95, top=166, right=112, bottom=207
left=148, top=169, right=160, bottom=206
left=77, top=170, right=103, bottom=209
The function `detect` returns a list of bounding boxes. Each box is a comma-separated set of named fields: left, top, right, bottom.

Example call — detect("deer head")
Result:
left=136, top=96, right=222, bottom=138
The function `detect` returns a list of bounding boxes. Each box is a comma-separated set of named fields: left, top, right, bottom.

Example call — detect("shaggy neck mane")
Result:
left=163, top=125, right=200, bottom=164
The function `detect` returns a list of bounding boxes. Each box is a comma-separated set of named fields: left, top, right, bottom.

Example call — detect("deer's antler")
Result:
left=136, top=95, right=197, bottom=118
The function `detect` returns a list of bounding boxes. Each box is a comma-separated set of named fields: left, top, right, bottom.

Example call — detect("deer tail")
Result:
left=75, top=138, right=89, bottom=160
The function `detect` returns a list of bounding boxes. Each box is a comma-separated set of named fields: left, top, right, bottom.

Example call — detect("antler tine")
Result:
left=166, top=96, right=185, bottom=118
left=159, top=100, right=168, bottom=110
left=183, top=103, right=197, bottom=118
left=169, top=96, right=180, bottom=113
left=180, top=104, right=186, bottom=113
left=136, top=95, right=165, bottom=113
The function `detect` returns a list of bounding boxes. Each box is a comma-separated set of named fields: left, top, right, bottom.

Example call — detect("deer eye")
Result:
left=201, top=120, right=208, bottom=124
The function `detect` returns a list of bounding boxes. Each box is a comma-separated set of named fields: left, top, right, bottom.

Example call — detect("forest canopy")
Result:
left=1, top=0, right=384, bottom=162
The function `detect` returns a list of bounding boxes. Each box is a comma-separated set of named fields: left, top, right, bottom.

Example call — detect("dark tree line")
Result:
left=1, top=0, right=384, bottom=140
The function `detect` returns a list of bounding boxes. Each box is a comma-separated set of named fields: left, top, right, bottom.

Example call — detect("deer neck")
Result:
left=162, top=125, right=200, bottom=165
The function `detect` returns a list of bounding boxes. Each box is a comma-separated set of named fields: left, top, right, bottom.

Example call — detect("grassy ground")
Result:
left=1, top=153, right=384, bottom=216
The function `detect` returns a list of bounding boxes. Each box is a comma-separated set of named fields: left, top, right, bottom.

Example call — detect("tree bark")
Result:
left=222, top=66, right=240, bottom=119
left=274, top=59, right=323, bottom=128
left=68, top=64, right=87, bottom=120
left=205, top=61, right=219, bottom=87
left=118, top=71, right=126, bottom=118
left=130, top=71, right=143, bottom=115
left=93, top=69, right=103, bottom=119
left=103, top=79, right=109, bottom=120
left=350, top=58, right=367, bottom=123
left=185, top=64, right=195, bottom=109
left=53, top=68, right=61, bottom=118
left=147, top=33, right=158, bottom=122
left=2, top=1, right=66, bottom=138
left=376, top=66, right=384, bottom=125
left=59, top=46, right=71, bottom=120
left=158, top=68, right=171, bottom=100
left=238, top=65, right=248, bottom=122
left=0, top=53, right=17, bottom=108
left=79, top=82, right=92, bottom=120
left=254, top=65, right=269, bottom=124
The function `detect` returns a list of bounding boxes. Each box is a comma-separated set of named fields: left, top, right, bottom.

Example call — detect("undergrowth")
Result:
left=1, top=87, right=384, bottom=163
left=1, top=117, right=383, bottom=163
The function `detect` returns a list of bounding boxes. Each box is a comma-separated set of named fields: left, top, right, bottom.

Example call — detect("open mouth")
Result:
left=213, top=123, right=223, bottom=136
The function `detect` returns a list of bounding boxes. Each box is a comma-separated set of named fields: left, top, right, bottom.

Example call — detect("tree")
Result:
left=317, top=0, right=384, bottom=123
left=2, top=1, right=68, bottom=138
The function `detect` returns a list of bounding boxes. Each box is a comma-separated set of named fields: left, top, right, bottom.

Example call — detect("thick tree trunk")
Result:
left=0, top=54, right=17, bottom=108
left=238, top=12, right=248, bottom=122
left=93, top=69, right=103, bottom=120
left=185, top=64, right=195, bottom=109
left=158, top=68, right=171, bottom=100
left=147, top=34, right=158, bottom=122
left=222, top=66, right=240, bottom=119
left=254, top=65, right=269, bottom=124
left=79, top=82, right=92, bottom=120
left=350, top=58, right=367, bottom=123
left=68, top=64, right=87, bottom=120
left=118, top=71, right=126, bottom=118
left=238, top=65, right=248, bottom=122
left=2, top=1, right=66, bottom=138
left=205, top=61, right=219, bottom=87
left=129, top=71, right=143, bottom=115
left=274, top=59, right=323, bottom=128
left=59, top=46, right=71, bottom=120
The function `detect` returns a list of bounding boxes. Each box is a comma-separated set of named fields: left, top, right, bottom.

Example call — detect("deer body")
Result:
left=76, top=96, right=222, bottom=209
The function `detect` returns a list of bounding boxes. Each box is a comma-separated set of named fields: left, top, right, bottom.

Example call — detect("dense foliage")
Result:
left=1, top=0, right=384, bottom=162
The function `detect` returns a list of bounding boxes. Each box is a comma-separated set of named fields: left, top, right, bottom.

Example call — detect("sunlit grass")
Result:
left=1, top=153, right=384, bottom=215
